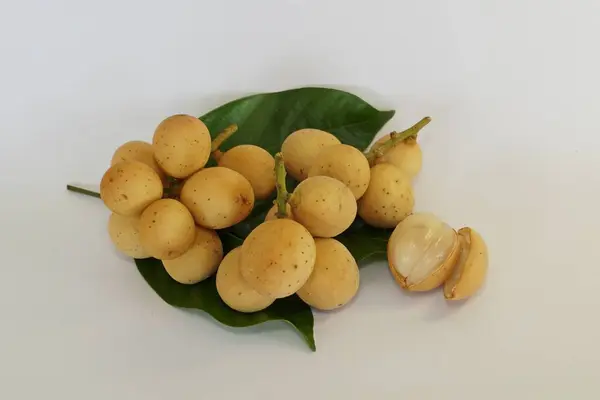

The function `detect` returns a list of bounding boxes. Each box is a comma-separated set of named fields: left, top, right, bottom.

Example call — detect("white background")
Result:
left=0, top=0, right=598, bottom=398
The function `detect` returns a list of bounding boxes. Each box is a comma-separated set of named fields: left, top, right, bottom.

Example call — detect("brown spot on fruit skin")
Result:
left=240, top=195, right=251, bottom=206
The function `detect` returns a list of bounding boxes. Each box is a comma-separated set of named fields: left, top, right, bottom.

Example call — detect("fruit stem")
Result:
left=66, top=184, right=101, bottom=199
left=274, top=152, right=290, bottom=218
left=211, top=124, right=238, bottom=162
left=365, top=116, right=431, bottom=165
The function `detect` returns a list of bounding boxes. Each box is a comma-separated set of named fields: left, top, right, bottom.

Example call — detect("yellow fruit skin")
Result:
left=218, top=145, right=276, bottom=200
left=281, top=129, right=341, bottom=181
left=444, top=228, right=489, bottom=300
left=180, top=167, right=255, bottom=229
left=265, top=204, right=294, bottom=221
left=152, top=114, right=211, bottom=179
left=308, top=144, right=371, bottom=200
left=388, top=230, right=460, bottom=292
left=162, top=226, right=223, bottom=284
left=100, top=160, right=163, bottom=216
left=138, top=199, right=196, bottom=260
left=107, top=213, right=150, bottom=259
left=372, top=136, right=422, bottom=179
left=289, top=176, right=357, bottom=238
left=357, top=163, right=414, bottom=228
left=216, top=248, right=274, bottom=313
left=110, top=140, right=166, bottom=183
left=297, top=238, right=360, bottom=311
left=239, top=219, right=316, bottom=299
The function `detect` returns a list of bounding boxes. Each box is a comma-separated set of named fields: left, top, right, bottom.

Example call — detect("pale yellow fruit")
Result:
left=138, top=199, right=196, bottom=260
left=371, top=135, right=422, bottom=180
left=218, top=145, right=275, bottom=200
left=387, top=213, right=460, bottom=291
left=216, top=248, right=275, bottom=313
left=107, top=213, right=150, bottom=258
left=100, top=160, right=163, bottom=216
left=265, top=204, right=294, bottom=221
left=239, top=219, right=316, bottom=299
left=297, top=238, right=359, bottom=311
left=180, top=167, right=255, bottom=229
left=152, top=114, right=211, bottom=179
left=281, top=129, right=341, bottom=181
left=444, top=227, right=488, bottom=301
left=162, top=226, right=223, bottom=284
left=308, top=144, right=370, bottom=200
left=289, top=176, right=357, bottom=238
left=110, top=140, right=166, bottom=182
left=358, top=163, right=414, bottom=228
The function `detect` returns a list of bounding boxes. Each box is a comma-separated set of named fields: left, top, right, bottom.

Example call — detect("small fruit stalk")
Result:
left=237, top=153, right=317, bottom=299
left=273, top=152, right=292, bottom=219
left=265, top=152, right=294, bottom=221
left=366, top=116, right=431, bottom=180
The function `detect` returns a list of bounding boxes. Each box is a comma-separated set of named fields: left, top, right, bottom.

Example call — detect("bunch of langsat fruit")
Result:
left=101, top=113, right=488, bottom=314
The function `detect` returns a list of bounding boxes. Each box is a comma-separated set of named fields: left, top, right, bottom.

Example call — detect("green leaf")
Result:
left=135, top=258, right=316, bottom=351
left=200, top=87, right=394, bottom=153
left=135, top=87, right=395, bottom=351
